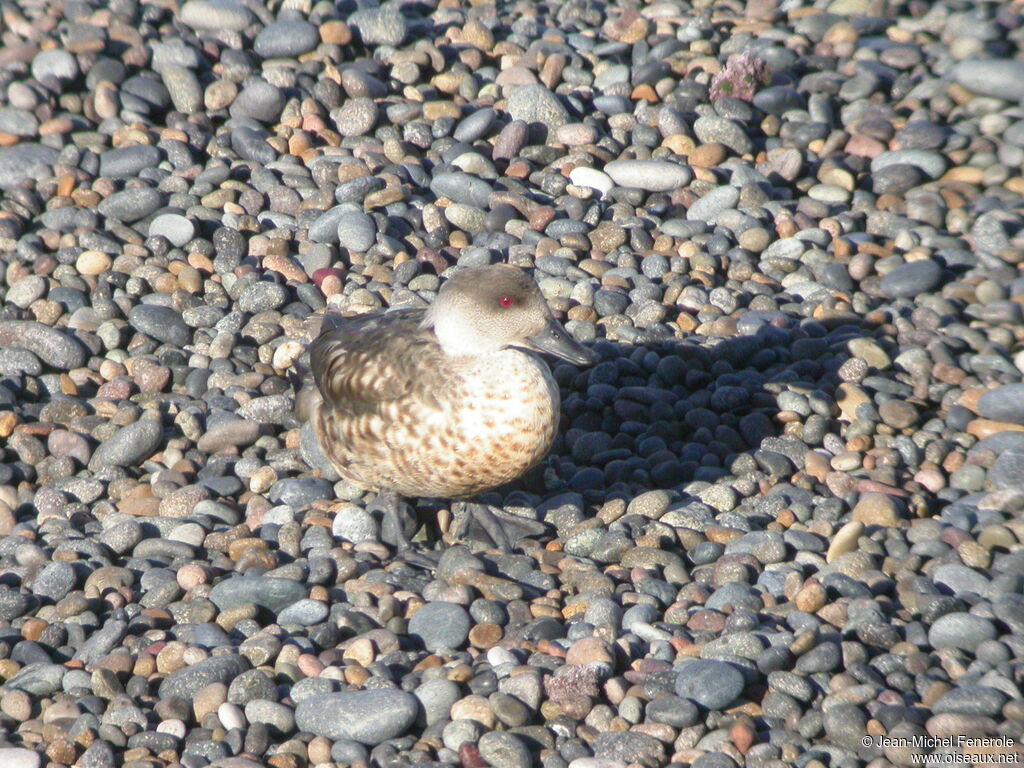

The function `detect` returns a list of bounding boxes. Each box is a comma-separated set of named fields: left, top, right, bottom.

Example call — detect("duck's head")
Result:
left=423, top=264, right=598, bottom=365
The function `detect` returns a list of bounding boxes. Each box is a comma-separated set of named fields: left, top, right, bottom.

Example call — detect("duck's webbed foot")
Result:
left=449, top=502, right=549, bottom=551
left=366, top=491, right=440, bottom=570
left=366, top=490, right=418, bottom=550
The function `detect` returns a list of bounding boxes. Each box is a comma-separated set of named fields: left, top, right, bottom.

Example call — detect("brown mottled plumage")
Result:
left=300, top=265, right=597, bottom=541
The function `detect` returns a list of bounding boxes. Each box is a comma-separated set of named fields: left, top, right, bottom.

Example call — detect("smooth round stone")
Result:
left=158, top=654, right=249, bottom=699
left=932, top=686, right=1008, bottom=718
left=128, top=304, right=191, bottom=346
left=569, top=167, right=614, bottom=196
left=334, top=98, right=378, bottom=136
left=808, top=183, right=850, bottom=204
left=218, top=702, right=246, bottom=731
left=32, top=49, right=78, bottom=83
left=989, top=449, right=1024, bottom=491
left=592, top=732, right=665, bottom=767
left=478, top=731, right=532, bottom=768
left=823, top=704, right=867, bottom=749
left=348, top=8, right=407, bottom=46
left=675, top=659, right=745, bottom=710
left=408, top=602, right=471, bottom=651
left=88, top=416, right=163, bottom=470
left=0, top=748, right=41, bottom=768
left=752, top=86, right=804, bottom=114
left=97, top=187, right=164, bottom=222
left=162, top=66, right=203, bottom=113
left=238, top=282, right=289, bottom=313
left=0, top=145, right=59, bottom=189
left=331, top=505, right=377, bottom=542
left=953, top=59, right=1024, bottom=101
left=414, top=678, right=461, bottom=726
left=5, top=276, right=46, bottom=309
left=879, top=260, right=942, bottom=298
left=507, top=84, right=569, bottom=127
left=30, top=562, right=75, bottom=601
left=928, top=613, right=996, bottom=653
left=150, top=213, right=195, bottom=247
left=0, top=321, right=85, bottom=369
left=646, top=695, right=699, bottom=728
left=693, top=115, right=752, bottom=155
left=454, top=108, right=496, bottom=142
left=254, top=20, right=320, bottom=58
left=209, top=576, right=306, bottom=613
left=977, top=384, right=1024, bottom=425
left=232, top=128, right=276, bottom=163
left=686, top=185, right=739, bottom=221
left=230, top=78, right=285, bottom=123
left=277, top=599, right=329, bottom=626
left=294, top=690, right=418, bottom=744
left=99, top=145, right=161, bottom=178
left=179, top=0, right=254, bottom=31
left=604, top=160, right=692, bottom=192
left=244, top=700, right=295, bottom=733
left=336, top=210, right=376, bottom=251
left=430, top=172, right=492, bottom=207
left=871, top=150, right=946, bottom=179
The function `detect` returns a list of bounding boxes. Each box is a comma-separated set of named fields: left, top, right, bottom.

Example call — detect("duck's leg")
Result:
left=366, top=490, right=417, bottom=550
left=366, top=491, right=440, bottom=570
left=451, top=502, right=549, bottom=551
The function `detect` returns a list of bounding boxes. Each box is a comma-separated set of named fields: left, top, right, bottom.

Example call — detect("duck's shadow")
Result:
left=484, top=314, right=885, bottom=533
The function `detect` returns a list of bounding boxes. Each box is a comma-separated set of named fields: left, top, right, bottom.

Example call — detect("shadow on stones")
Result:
left=487, top=314, right=881, bottom=528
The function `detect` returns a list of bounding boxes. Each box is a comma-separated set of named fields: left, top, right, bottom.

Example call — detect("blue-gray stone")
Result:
left=128, top=304, right=191, bottom=346
left=254, top=20, right=320, bottom=58
left=675, top=659, right=745, bottom=710
left=408, top=602, right=471, bottom=651
left=209, top=576, right=306, bottom=613
left=158, top=654, right=249, bottom=699
left=977, top=384, right=1024, bottom=426
left=0, top=145, right=58, bottom=189
left=88, top=416, right=164, bottom=470
left=294, top=690, right=418, bottom=744
left=879, top=260, right=942, bottom=298
left=0, top=322, right=86, bottom=370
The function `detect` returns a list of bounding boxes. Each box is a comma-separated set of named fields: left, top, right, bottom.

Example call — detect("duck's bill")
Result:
left=523, top=319, right=599, bottom=366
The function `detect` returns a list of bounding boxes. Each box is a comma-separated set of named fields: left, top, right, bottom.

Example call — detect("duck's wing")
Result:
left=309, top=308, right=439, bottom=416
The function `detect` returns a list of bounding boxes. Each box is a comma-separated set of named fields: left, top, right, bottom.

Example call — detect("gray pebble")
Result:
left=88, top=415, right=163, bottom=470
left=294, top=690, right=418, bottom=744
left=255, top=20, right=321, bottom=58
left=675, top=659, right=744, bottom=710
left=408, top=601, right=471, bottom=651
left=149, top=213, right=195, bottom=247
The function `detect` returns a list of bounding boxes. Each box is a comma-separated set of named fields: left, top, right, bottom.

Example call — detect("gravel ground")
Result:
left=0, top=0, right=1023, bottom=767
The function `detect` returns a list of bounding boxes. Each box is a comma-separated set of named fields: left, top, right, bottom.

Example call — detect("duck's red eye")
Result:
left=499, top=296, right=514, bottom=307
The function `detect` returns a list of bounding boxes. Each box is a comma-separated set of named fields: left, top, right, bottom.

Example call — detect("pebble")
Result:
left=294, top=690, right=418, bottom=744
left=953, top=59, right=1024, bottom=101
left=0, top=0, right=1021, bottom=765
left=0, top=322, right=86, bottom=369
left=977, top=384, right=1024, bottom=425
left=507, top=85, right=569, bottom=128
left=879, top=260, right=942, bottom=298
left=149, top=214, right=195, bottom=247
left=349, top=8, right=407, bottom=47
left=0, top=145, right=59, bottom=189
left=88, top=415, right=163, bottom=470
left=408, top=601, right=471, bottom=651
left=254, top=20, right=320, bottom=58
left=675, top=660, right=745, bottom=710
left=603, top=160, right=692, bottom=192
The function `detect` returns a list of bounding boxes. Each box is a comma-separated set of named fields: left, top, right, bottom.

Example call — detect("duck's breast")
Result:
left=409, top=349, right=561, bottom=497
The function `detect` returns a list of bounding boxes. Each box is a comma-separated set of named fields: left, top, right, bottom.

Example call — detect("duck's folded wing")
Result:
left=309, top=309, right=438, bottom=416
